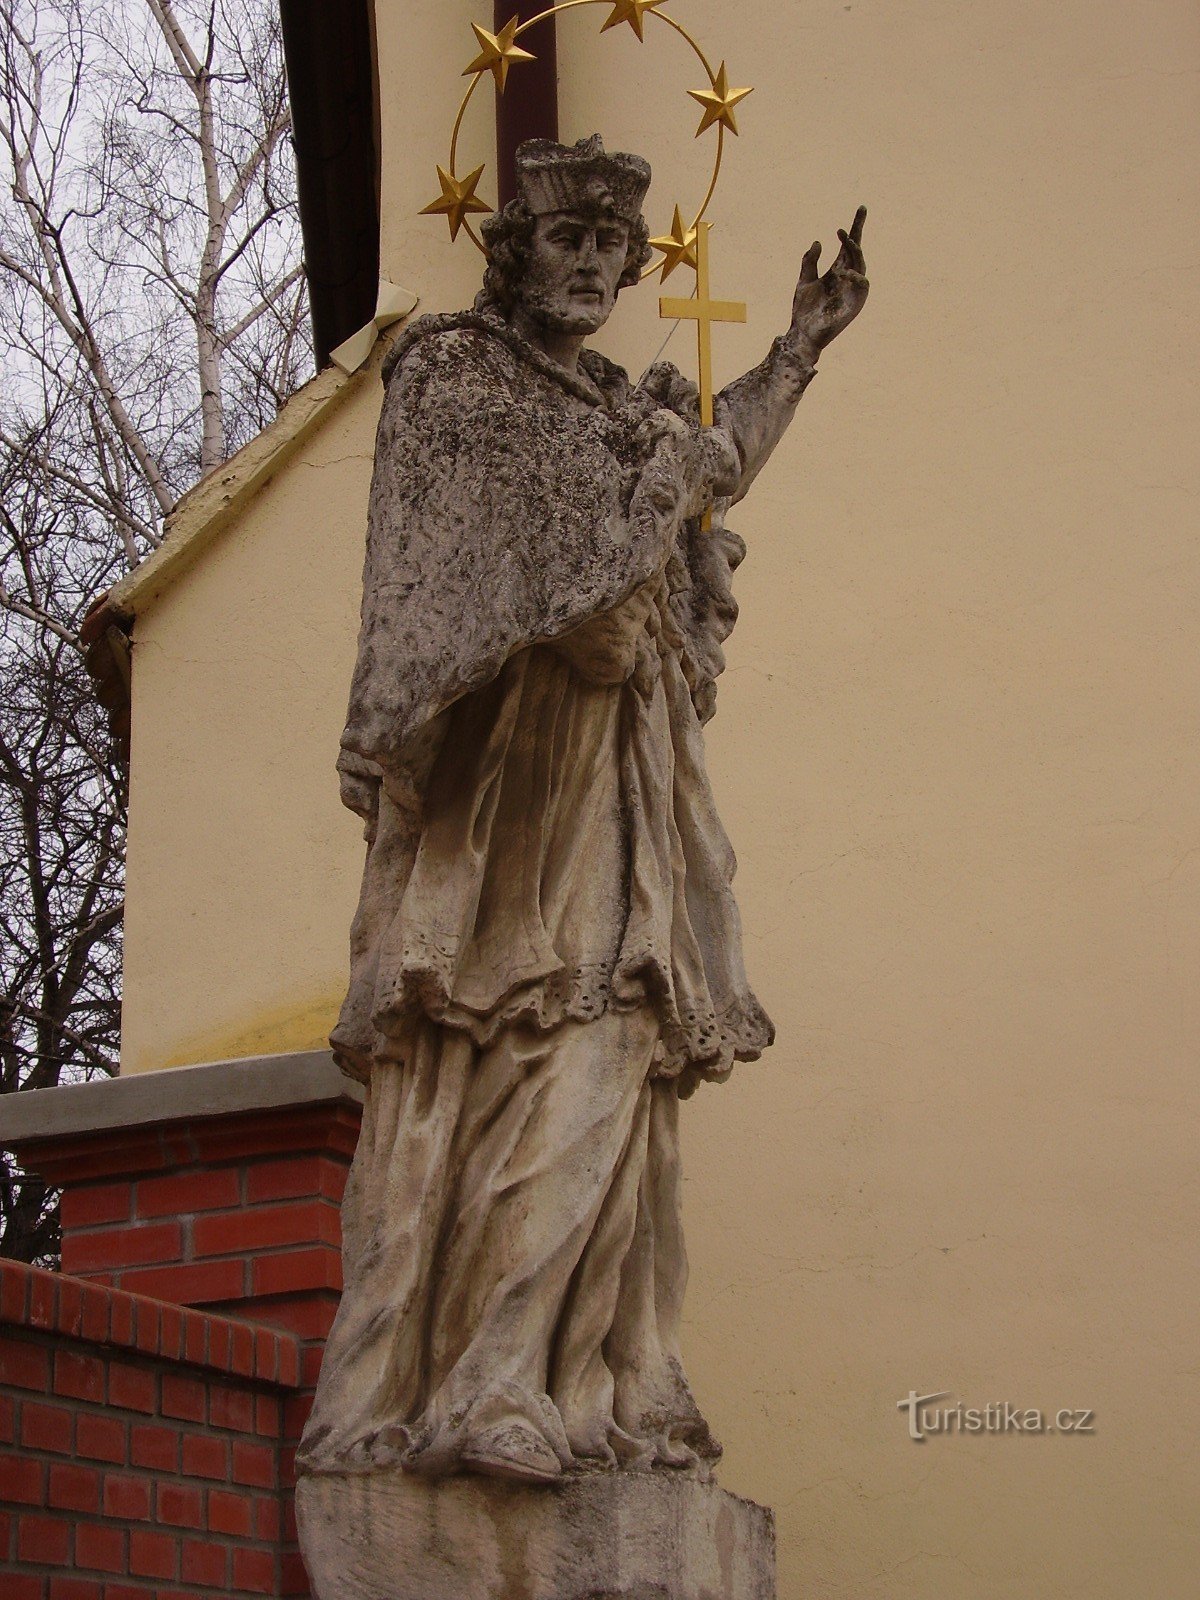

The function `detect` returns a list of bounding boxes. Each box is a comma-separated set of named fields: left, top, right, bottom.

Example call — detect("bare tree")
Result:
left=0, top=0, right=310, bottom=1262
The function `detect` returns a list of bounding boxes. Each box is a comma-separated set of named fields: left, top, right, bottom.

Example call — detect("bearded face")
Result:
left=514, top=210, right=631, bottom=335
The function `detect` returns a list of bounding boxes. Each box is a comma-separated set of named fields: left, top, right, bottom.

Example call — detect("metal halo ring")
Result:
left=440, top=0, right=728, bottom=277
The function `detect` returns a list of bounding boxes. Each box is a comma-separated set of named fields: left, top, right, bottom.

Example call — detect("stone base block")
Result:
left=295, top=1469, right=775, bottom=1600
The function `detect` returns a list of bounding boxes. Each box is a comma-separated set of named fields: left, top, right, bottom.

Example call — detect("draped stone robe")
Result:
left=298, top=309, right=816, bottom=1481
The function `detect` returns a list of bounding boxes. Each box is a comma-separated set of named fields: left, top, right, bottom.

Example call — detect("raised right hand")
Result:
left=789, top=205, right=869, bottom=353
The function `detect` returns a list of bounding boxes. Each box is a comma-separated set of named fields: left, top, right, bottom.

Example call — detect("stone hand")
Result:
left=635, top=409, right=740, bottom=512
left=789, top=206, right=869, bottom=355
left=337, top=753, right=381, bottom=826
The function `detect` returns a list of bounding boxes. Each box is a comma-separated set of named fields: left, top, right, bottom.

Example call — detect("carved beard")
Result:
left=514, top=267, right=617, bottom=336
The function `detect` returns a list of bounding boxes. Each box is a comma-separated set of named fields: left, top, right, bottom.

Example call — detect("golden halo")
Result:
left=420, top=0, right=752, bottom=280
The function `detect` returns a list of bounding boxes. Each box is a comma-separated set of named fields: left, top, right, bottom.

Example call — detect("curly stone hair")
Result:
left=475, top=199, right=653, bottom=316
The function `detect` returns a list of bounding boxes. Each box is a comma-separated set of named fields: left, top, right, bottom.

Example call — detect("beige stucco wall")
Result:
left=121, top=0, right=1198, bottom=1594
left=121, top=371, right=373, bottom=1072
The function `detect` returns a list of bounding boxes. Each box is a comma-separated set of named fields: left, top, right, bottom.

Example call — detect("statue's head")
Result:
left=478, top=136, right=652, bottom=333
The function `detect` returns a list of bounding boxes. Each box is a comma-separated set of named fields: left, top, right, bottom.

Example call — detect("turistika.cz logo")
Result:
left=896, top=1391, right=1095, bottom=1442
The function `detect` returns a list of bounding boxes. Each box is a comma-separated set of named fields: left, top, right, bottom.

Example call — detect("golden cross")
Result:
left=658, top=221, right=746, bottom=427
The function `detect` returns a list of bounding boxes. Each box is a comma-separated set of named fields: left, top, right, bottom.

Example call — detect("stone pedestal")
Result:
left=295, top=1469, right=775, bottom=1600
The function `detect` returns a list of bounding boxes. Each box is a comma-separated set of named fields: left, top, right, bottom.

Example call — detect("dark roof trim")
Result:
left=81, top=593, right=132, bottom=767
left=280, top=0, right=381, bottom=369
left=494, top=2, right=559, bottom=208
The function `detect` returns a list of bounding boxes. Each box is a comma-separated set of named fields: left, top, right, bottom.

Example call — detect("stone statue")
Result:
left=298, top=136, right=867, bottom=1492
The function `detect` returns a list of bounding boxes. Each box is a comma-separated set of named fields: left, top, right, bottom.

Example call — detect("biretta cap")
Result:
left=514, top=135, right=650, bottom=221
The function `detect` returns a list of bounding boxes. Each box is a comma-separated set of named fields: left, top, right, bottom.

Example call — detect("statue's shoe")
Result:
left=460, top=1421, right=564, bottom=1484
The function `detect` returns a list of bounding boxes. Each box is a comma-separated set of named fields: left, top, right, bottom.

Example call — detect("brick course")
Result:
left=1, top=1261, right=303, bottom=1597
left=15, top=1108, right=355, bottom=1310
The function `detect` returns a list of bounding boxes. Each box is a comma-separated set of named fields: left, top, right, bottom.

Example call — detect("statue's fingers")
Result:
left=800, top=240, right=821, bottom=283
left=835, top=228, right=865, bottom=272
left=850, top=204, right=867, bottom=243
left=836, top=270, right=870, bottom=307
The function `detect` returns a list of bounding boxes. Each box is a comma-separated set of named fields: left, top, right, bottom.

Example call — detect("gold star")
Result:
left=687, top=62, right=753, bottom=137
left=463, top=16, right=535, bottom=91
left=649, top=205, right=698, bottom=281
left=420, top=165, right=492, bottom=241
left=599, top=0, right=667, bottom=43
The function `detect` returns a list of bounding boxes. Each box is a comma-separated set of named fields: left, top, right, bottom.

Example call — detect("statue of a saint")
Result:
left=299, top=136, right=867, bottom=1488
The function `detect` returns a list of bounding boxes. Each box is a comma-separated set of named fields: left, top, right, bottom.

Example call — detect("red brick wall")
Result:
left=31, top=1104, right=359, bottom=1344
left=0, top=1261, right=309, bottom=1598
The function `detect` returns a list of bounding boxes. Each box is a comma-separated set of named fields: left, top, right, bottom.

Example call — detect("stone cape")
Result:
left=330, top=308, right=779, bottom=1089
left=336, top=308, right=747, bottom=813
